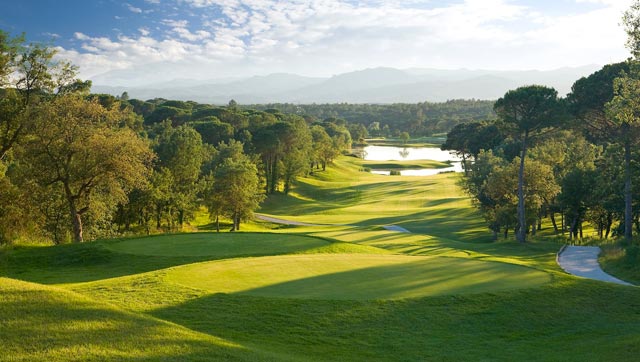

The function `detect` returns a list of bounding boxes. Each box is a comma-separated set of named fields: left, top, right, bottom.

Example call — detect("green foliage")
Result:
left=623, top=0, right=640, bottom=59
left=249, top=100, right=497, bottom=137
left=19, top=95, right=153, bottom=242
left=209, top=156, right=264, bottom=231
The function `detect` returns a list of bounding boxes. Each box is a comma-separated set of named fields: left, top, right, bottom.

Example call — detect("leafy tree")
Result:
left=1, top=33, right=88, bottom=160
left=20, top=95, right=153, bottom=242
left=494, top=85, right=564, bottom=242
left=529, top=131, right=599, bottom=234
left=310, top=125, right=335, bottom=171
left=605, top=66, right=640, bottom=241
left=442, top=121, right=503, bottom=174
left=154, top=123, right=206, bottom=227
left=191, top=117, right=234, bottom=145
left=624, top=0, right=640, bottom=59
left=399, top=131, right=410, bottom=144
left=210, top=156, right=264, bottom=231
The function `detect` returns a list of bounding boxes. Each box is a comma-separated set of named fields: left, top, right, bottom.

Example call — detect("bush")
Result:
left=625, top=245, right=640, bottom=265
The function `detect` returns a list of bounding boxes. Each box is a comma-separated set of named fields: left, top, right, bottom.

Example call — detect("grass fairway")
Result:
left=107, top=232, right=329, bottom=257
left=2, top=156, right=640, bottom=361
left=261, top=157, right=489, bottom=241
left=0, top=277, right=277, bottom=362
left=166, top=254, right=550, bottom=300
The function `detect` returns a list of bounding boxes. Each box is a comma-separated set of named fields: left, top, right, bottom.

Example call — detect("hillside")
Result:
left=91, top=66, right=600, bottom=104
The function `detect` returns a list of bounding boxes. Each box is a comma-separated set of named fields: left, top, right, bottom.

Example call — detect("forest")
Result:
left=0, top=32, right=357, bottom=244
left=442, top=59, right=640, bottom=245
left=248, top=100, right=496, bottom=137
left=0, top=24, right=503, bottom=246
left=3, top=2, right=640, bottom=251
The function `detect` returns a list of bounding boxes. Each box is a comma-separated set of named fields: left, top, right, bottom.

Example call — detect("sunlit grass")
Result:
left=2, top=155, right=640, bottom=361
left=165, top=254, right=551, bottom=300
left=0, top=277, right=282, bottom=361
left=261, top=157, right=489, bottom=242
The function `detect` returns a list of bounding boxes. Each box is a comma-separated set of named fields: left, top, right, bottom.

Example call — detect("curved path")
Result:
left=558, top=246, right=633, bottom=286
left=255, top=214, right=319, bottom=226
left=256, top=214, right=410, bottom=233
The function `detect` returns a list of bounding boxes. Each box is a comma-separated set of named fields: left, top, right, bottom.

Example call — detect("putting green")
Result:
left=165, top=254, right=551, bottom=300
left=106, top=233, right=329, bottom=257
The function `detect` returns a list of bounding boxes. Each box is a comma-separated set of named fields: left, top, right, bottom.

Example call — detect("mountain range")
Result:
left=91, top=65, right=602, bottom=104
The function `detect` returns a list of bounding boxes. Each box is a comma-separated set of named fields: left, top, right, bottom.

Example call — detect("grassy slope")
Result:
left=2, top=156, right=640, bottom=361
left=165, top=254, right=550, bottom=300
left=262, top=157, right=489, bottom=242
left=0, top=277, right=282, bottom=362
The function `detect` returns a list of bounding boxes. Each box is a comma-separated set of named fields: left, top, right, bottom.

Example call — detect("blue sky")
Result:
left=0, top=0, right=632, bottom=85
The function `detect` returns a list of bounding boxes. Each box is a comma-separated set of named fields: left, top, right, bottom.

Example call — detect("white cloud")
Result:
left=126, top=3, right=143, bottom=13
left=59, top=0, right=631, bottom=85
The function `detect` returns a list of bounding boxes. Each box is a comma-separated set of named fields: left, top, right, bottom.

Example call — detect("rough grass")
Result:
left=600, top=244, right=640, bottom=285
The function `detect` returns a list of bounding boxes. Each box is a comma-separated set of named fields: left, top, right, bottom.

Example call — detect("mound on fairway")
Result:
left=107, top=233, right=329, bottom=257
left=0, top=277, right=269, bottom=361
left=166, top=254, right=551, bottom=300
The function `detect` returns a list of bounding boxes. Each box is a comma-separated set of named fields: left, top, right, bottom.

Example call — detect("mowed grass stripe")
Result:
left=165, top=254, right=551, bottom=300
left=106, top=232, right=330, bottom=257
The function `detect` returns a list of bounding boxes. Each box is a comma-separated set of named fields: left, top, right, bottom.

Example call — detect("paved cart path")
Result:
left=256, top=214, right=410, bottom=233
left=558, top=246, right=633, bottom=286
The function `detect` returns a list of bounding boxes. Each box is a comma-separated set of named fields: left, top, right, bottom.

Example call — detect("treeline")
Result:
left=0, top=32, right=352, bottom=244
left=247, top=100, right=496, bottom=138
left=444, top=62, right=640, bottom=243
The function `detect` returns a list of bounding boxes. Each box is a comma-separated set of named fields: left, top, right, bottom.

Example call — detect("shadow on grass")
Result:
left=0, top=277, right=271, bottom=362
left=226, top=258, right=550, bottom=300
left=0, top=233, right=332, bottom=285
left=151, top=278, right=640, bottom=361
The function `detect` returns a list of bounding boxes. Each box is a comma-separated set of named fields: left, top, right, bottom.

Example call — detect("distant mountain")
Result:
left=90, top=65, right=602, bottom=104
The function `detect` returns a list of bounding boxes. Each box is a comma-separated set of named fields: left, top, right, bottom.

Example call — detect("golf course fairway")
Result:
left=107, top=232, right=330, bottom=257
left=165, top=254, right=551, bottom=300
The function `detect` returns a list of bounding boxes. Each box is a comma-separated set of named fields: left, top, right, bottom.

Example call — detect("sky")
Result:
left=0, top=0, right=633, bottom=86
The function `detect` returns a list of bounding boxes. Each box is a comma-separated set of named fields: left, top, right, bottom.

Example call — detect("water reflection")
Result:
left=360, top=145, right=460, bottom=162
left=359, top=145, right=463, bottom=176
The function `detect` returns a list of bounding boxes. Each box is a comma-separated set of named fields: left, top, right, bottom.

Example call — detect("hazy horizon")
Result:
left=1, top=0, right=632, bottom=87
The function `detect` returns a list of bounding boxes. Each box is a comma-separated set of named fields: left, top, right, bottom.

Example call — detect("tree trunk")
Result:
left=605, top=213, right=612, bottom=239
left=461, top=153, right=468, bottom=176
left=216, top=214, right=220, bottom=233
left=64, top=183, right=84, bottom=243
left=230, top=212, right=237, bottom=232
left=550, top=212, right=558, bottom=234
left=516, top=132, right=528, bottom=243
left=156, top=204, right=162, bottom=229
left=579, top=222, right=583, bottom=239
left=624, top=138, right=632, bottom=242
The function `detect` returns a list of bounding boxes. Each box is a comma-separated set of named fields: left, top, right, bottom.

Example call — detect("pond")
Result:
left=356, top=145, right=463, bottom=176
